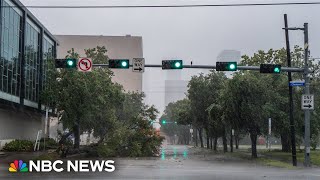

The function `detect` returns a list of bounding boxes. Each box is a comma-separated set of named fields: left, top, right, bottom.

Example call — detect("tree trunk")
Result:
left=58, top=131, right=73, bottom=145
left=222, top=128, right=228, bottom=152
left=230, top=130, right=233, bottom=153
left=210, top=137, right=213, bottom=149
left=214, top=137, right=218, bottom=151
left=195, top=129, right=198, bottom=147
left=281, top=134, right=291, bottom=152
left=206, top=129, right=210, bottom=149
left=250, top=132, right=258, bottom=158
left=199, top=128, right=204, bottom=148
left=235, top=135, right=239, bottom=149
left=46, top=117, right=50, bottom=138
left=73, top=122, right=80, bottom=149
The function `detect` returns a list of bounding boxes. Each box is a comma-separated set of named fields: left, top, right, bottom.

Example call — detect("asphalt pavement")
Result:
left=0, top=145, right=320, bottom=180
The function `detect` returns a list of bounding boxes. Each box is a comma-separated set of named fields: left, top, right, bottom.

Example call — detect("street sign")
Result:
left=78, top=58, right=92, bottom=72
left=132, top=58, right=145, bottom=72
left=289, top=80, right=305, bottom=86
left=302, top=94, right=314, bottom=110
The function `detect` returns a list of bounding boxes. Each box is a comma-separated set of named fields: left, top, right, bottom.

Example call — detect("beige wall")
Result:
left=0, top=108, right=45, bottom=149
left=55, top=35, right=143, bottom=92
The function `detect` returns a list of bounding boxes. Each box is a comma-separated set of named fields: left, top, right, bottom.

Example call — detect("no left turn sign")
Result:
left=78, top=58, right=92, bottom=72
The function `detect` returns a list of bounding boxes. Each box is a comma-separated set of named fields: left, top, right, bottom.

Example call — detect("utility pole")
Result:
left=303, top=23, right=311, bottom=167
left=283, top=14, right=297, bottom=166
left=284, top=20, right=311, bottom=167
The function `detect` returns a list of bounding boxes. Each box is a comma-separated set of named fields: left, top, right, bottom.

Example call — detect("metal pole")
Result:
left=92, top=64, right=305, bottom=72
left=284, top=14, right=297, bottom=166
left=303, top=23, right=311, bottom=167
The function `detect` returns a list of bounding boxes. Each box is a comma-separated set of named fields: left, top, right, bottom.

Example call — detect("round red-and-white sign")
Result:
left=78, top=58, right=92, bottom=72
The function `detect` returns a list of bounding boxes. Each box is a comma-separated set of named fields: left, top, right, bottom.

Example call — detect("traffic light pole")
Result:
left=93, top=64, right=305, bottom=72
left=303, top=23, right=311, bottom=167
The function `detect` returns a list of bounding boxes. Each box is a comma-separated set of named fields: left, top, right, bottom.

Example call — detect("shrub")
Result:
left=3, top=140, right=34, bottom=152
left=39, top=138, right=58, bottom=150
left=97, top=144, right=116, bottom=157
left=129, top=142, right=142, bottom=157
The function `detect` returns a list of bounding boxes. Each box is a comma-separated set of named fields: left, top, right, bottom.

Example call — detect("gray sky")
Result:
left=20, top=0, right=320, bottom=114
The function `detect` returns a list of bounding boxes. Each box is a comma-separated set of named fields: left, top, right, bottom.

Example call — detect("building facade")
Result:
left=0, top=0, right=57, bottom=147
left=55, top=35, right=143, bottom=92
left=164, top=71, right=188, bottom=107
left=164, top=80, right=188, bottom=107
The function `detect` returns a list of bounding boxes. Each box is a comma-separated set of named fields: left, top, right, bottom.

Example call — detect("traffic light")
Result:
left=260, top=64, right=281, bottom=74
left=66, top=59, right=77, bottom=68
left=109, top=59, right=130, bottom=69
left=55, top=58, right=77, bottom=69
left=162, top=120, right=167, bottom=124
left=216, top=62, right=237, bottom=71
left=162, top=60, right=183, bottom=70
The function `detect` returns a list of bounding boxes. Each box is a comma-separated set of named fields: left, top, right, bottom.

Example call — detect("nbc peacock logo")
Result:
left=9, top=160, right=28, bottom=173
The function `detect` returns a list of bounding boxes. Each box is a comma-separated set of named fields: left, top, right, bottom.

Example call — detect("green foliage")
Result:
left=129, top=142, right=142, bottom=157
left=97, top=144, right=117, bottom=157
left=42, top=46, right=163, bottom=157
left=3, top=140, right=34, bottom=152
left=39, top=138, right=59, bottom=150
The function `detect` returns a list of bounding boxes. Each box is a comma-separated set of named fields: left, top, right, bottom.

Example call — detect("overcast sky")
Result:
left=20, top=0, right=320, bottom=114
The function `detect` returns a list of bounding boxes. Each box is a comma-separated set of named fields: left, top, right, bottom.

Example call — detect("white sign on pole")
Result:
left=190, top=129, right=193, bottom=133
left=132, top=58, right=145, bottom=73
left=302, top=94, right=314, bottom=110
left=78, top=58, right=92, bottom=72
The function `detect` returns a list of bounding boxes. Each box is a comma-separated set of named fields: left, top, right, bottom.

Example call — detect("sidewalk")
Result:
left=0, top=151, right=47, bottom=163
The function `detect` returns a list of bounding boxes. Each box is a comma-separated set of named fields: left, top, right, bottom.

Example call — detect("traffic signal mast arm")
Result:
left=92, top=64, right=306, bottom=72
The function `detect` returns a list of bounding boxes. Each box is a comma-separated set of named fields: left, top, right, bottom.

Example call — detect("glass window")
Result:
left=0, top=1, right=21, bottom=97
left=24, top=21, right=40, bottom=102
left=42, top=36, right=54, bottom=91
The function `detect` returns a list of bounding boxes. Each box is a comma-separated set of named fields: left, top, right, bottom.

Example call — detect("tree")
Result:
left=160, top=99, right=192, bottom=145
left=223, top=72, right=268, bottom=158
left=241, top=46, right=320, bottom=152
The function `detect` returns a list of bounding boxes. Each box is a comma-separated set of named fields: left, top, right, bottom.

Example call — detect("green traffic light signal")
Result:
left=274, top=67, right=281, bottom=73
left=175, top=61, right=181, bottom=68
left=162, top=60, right=183, bottom=70
left=66, top=59, right=77, bottom=68
left=162, top=120, right=167, bottom=124
left=109, top=59, right=130, bottom=69
left=228, top=63, right=236, bottom=71
left=216, top=62, right=237, bottom=71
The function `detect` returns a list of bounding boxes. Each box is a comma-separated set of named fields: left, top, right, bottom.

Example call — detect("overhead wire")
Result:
left=1, top=2, right=320, bottom=8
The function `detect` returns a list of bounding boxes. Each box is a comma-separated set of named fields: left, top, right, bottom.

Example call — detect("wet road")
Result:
left=1, top=145, right=320, bottom=180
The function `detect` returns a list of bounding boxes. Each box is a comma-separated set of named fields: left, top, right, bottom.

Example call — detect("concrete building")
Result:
left=55, top=35, right=143, bottom=92
left=164, top=71, right=188, bottom=107
left=164, top=80, right=188, bottom=107
left=0, top=0, right=58, bottom=148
